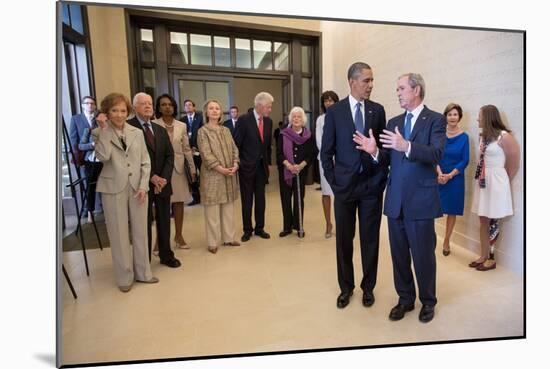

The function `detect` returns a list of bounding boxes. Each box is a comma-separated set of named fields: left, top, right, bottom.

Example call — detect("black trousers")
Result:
left=334, top=183, right=383, bottom=294
left=278, top=168, right=306, bottom=231
left=239, top=160, right=267, bottom=233
left=83, top=161, right=103, bottom=213
left=388, top=212, right=437, bottom=307
left=147, top=194, right=174, bottom=262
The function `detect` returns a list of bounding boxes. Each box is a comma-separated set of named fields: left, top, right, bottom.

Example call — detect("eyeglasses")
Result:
left=82, top=102, right=96, bottom=105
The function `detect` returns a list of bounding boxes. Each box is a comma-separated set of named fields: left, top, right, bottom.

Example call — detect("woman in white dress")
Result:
left=315, top=91, right=339, bottom=238
left=471, top=105, right=520, bottom=271
left=154, top=94, right=196, bottom=250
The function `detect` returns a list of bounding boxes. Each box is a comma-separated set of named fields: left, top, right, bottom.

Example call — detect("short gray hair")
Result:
left=132, top=92, right=153, bottom=106
left=347, top=62, right=372, bottom=81
left=288, top=106, right=307, bottom=126
left=399, top=73, right=425, bottom=100
left=254, top=92, right=274, bottom=106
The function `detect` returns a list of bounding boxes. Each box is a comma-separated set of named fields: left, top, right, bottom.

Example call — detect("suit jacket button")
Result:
left=129, top=173, right=132, bottom=176
left=127, top=163, right=130, bottom=167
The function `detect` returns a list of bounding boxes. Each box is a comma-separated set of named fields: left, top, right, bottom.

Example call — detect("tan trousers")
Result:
left=102, top=183, right=152, bottom=287
left=204, top=201, right=236, bottom=247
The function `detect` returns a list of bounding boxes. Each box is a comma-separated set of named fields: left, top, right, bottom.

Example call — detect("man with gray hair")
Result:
left=322, top=62, right=389, bottom=310
left=127, top=92, right=181, bottom=268
left=234, top=92, right=274, bottom=242
left=377, top=73, right=446, bottom=323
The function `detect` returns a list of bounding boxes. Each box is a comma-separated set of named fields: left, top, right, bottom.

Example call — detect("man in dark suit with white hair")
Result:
left=234, top=92, right=273, bottom=242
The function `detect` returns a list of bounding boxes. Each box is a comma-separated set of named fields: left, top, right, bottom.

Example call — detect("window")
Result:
left=214, top=36, right=230, bottom=67
left=274, top=42, right=289, bottom=71
left=130, top=19, right=319, bottom=140
left=235, top=38, right=251, bottom=69
left=140, top=29, right=155, bottom=63
left=301, top=45, right=312, bottom=74
left=61, top=4, right=93, bottom=201
left=170, top=32, right=188, bottom=64
left=62, top=3, right=84, bottom=35
left=190, top=34, right=212, bottom=66
left=253, top=40, right=272, bottom=70
left=142, top=68, right=156, bottom=100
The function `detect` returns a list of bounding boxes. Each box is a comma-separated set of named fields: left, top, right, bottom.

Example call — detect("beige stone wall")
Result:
left=321, top=21, right=524, bottom=274
left=87, top=6, right=131, bottom=101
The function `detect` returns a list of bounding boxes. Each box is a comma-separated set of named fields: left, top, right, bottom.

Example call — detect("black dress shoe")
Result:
left=279, top=230, right=292, bottom=237
left=362, top=291, right=375, bottom=307
left=254, top=230, right=271, bottom=239
left=241, top=232, right=252, bottom=242
left=160, top=257, right=181, bottom=268
left=389, top=303, right=415, bottom=321
left=419, top=305, right=435, bottom=323
left=337, top=291, right=353, bottom=309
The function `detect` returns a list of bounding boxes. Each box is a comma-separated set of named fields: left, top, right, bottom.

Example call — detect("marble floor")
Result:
left=60, top=170, right=524, bottom=366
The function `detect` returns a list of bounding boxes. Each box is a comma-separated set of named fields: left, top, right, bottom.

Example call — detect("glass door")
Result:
left=172, top=74, right=233, bottom=119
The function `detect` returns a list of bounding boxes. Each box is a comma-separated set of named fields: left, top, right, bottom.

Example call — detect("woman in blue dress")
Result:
left=437, top=103, right=469, bottom=256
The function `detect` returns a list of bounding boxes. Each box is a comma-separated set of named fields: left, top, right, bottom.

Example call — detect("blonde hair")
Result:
left=202, top=99, right=224, bottom=125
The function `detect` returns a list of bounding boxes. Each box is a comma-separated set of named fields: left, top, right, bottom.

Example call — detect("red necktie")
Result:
left=258, top=116, right=264, bottom=143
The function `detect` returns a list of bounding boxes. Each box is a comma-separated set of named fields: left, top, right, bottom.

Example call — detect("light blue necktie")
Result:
left=354, top=102, right=364, bottom=173
left=404, top=112, right=413, bottom=140
left=354, top=102, right=364, bottom=134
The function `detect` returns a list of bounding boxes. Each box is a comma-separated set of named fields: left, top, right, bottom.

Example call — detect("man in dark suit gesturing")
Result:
left=321, top=62, right=389, bottom=310
left=128, top=92, right=181, bottom=268
left=378, top=73, right=446, bottom=323
left=234, top=92, right=273, bottom=242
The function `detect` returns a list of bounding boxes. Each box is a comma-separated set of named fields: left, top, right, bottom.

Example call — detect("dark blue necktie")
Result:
left=404, top=112, right=413, bottom=140
left=354, top=102, right=364, bottom=173
left=354, top=102, right=364, bottom=133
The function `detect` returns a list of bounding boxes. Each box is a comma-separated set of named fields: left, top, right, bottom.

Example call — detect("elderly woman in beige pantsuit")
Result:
left=93, top=92, right=158, bottom=292
left=153, top=93, right=196, bottom=250
left=197, top=99, right=241, bottom=253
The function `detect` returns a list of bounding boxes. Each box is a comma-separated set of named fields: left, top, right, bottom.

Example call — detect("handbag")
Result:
left=183, top=158, right=197, bottom=191
left=72, top=148, right=85, bottom=167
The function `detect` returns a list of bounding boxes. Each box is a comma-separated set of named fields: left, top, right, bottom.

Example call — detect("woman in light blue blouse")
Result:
left=437, top=103, right=469, bottom=256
